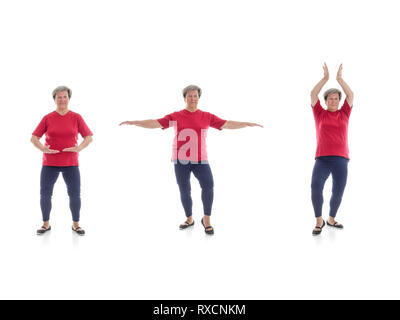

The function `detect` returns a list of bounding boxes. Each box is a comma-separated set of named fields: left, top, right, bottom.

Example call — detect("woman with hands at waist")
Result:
left=31, top=86, right=93, bottom=236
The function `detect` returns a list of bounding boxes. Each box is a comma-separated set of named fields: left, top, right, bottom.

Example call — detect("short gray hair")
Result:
left=323, top=88, right=342, bottom=101
left=52, top=86, right=72, bottom=100
left=182, top=85, right=202, bottom=98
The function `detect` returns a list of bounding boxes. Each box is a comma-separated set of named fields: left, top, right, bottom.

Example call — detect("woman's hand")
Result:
left=221, top=121, right=263, bottom=129
left=311, top=63, right=330, bottom=106
left=42, top=146, right=60, bottom=154
left=119, top=121, right=134, bottom=125
left=323, top=62, right=329, bottom=80
left=63, top=145, right=81, bottom=152
left=245, top=122, right=263, bottom=128
left=336, top=63, right=343, bottom=81
left=63, top=136, right=92, bottom=153
left=119, top=120, right=162, bottom=128
left=336, top=64, right=354, bottom=107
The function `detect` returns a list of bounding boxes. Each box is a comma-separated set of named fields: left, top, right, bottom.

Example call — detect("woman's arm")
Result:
left=31, top=135, right=59, bottom=153
left=336, top=64, right=354, bottom=107
left=221, top=121, right=263, bottom=129
left=311, top=63, right=329, bottom=107
left=119, top=120, right=162, bottom=129
left=63, top=135, right=93, bottom=152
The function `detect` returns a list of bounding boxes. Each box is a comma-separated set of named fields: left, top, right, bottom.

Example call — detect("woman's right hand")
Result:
left=311, top=63, right=329, bottom=106
left=119, top=121, right=134, bottom=126
left=42, top=146, right=59, bottom=153
left=323, top=63, right=329, bottom=80
left=118, top=119, right=161, bottom=128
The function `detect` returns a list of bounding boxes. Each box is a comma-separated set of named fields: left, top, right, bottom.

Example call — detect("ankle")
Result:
left=202, top=217, right=211, bottom=225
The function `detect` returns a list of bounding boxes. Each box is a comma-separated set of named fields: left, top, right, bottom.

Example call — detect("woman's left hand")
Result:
left=246, top=122, right=264, bottom=128
left=336, top=64, right=343, bottom=80
left=63, top=145, right=81, bottom=152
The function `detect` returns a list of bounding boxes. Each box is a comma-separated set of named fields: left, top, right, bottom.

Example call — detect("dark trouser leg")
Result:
left=40, top=166, right=60, bottom=222
left=311, top=158, right=331, bottom=218
left=61, top=166, right=81, bottom=222
left=174, top=162, right=193, bottom=217
left=192, top=163, right=214, bottom=216
left=329, top=157, right=348, bottom=218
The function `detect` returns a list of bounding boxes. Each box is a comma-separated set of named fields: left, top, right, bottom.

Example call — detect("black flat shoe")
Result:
left=327, top=221, right=343, bottom=229
left=179, top=220, right=194, bottom=230
left=37, top=225, right=51, bottom=235
left=72, top=226, right=85, bottom=236
left=312, top=220, right=325, bottom=235
left=201, top=218, right=214, bottom=235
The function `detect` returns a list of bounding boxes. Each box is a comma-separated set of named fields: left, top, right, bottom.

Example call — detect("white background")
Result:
left=0, top=0, right=399, bottom=299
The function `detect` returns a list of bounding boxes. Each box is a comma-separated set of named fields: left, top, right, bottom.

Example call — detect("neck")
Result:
left=186, top=106, right=197, bottom=113
left=56, top=108, right=69, bottom=115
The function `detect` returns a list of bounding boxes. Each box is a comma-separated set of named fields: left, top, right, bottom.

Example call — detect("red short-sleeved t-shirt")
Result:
left=32, top=110, right=93, bottom=166
left=312, top=99, right=352, bottom=159
left=157, top=109, right=226, bottom=162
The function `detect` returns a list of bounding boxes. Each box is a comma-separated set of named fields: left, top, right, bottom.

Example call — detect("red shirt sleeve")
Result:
left=209, top=113, right=226, bottom=130
left=340, top=99, right=352, bottom=118
left=32, top=116, right=47, bottom=138
left=77, top=114, right=93, bottom=137
left=312, top=99, right=324, bottom=120
left=157, top=113, right=176, bottom=129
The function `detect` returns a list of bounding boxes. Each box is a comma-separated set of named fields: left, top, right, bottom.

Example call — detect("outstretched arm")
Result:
left=221, top=121, right=263, bottom=129
left=119, top=120, right=162, bottom=129
left=311, top=63, right=329, bottom=107
left=336, top=64, right=354, bottom=107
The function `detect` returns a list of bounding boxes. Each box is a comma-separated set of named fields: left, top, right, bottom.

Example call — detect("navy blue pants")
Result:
left=174, top=161, right=214, bottom=217
left=40, top=166, right=81, bottom=222
left=311, top=156, right=348, bottom=218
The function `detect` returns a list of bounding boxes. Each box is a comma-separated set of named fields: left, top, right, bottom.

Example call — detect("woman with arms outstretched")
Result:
left=310, top=64, right=354, bottom=235
left=120, top=85, right=262, bottom=235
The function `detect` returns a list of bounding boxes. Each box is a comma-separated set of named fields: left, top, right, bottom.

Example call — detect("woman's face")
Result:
left=55, top=91, right=69, bottom=110
left=326, top=93, right=340, bottom=112
left=185, top=90, right=199, bottom=109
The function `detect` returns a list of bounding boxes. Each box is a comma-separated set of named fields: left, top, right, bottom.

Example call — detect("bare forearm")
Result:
left=120, top=119, right=161, bottom=128
left=31, top=135, right=45, bottom=152
left=221, top=120, right=263, bottom=129
left=311, top=77, right=328, bottom=103
left=77, top=136, right=93, bottom=152
left=337, top=78, right=354, bottom=104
